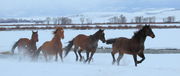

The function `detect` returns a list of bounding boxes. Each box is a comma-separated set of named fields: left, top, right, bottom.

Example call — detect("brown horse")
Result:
left=11, top=31, right=39, bottom=57
left=35, top=27, right=64, bottom=61
left=64, top=29, right=106, bottom=63
left=106, top=25, right=155, bottom=67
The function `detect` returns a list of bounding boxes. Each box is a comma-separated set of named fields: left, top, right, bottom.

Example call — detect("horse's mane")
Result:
left=132, top=26, right=148, bottom=39
left=94, top=29, right=103, bottom=35
left=89, top=29, right=103, bottom=40
left=53, top=27, right=63, bottom=35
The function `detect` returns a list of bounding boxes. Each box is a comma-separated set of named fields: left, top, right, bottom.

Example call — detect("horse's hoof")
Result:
left=117, top=63, right=120, bottom=66
left=112, top=61, right=116, bottom=65
left=83, top=61, right=87, bottom=64
left=83, top=60, right=88, bottom=63
left=79, top=59, right=83, bottom=62
left=137, top=61, right=141, bottom=64
left=87, top=61, right=91, bottom=64
left=135, top=64, right=137, bottom=67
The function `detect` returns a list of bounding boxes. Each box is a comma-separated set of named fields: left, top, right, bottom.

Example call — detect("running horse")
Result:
left=64, top=29, right=106, bottom=63
left=106, top=25, right=155, bottom=67
left=11, top=31, right=39, bottom=57
left=35, top=27, right=64, bottom=61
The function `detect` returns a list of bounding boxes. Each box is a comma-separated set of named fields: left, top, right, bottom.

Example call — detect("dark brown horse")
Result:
left=106, top=25, right=155, bottom=67
left=11, top=31, right=39, bottom=57
left=35, top=27, right=64, bottom=61
left=64, top=29, right=106, bottom=63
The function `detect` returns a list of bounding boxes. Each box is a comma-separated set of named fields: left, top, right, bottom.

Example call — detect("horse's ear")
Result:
left=144, top=24, right=147, bottom=27
left=143, top=24, right=149, bottom=29
left=101, top=29, right=104, bottom=32
left=53, top=29, right=58, bottom=34
left=99, top=29, right=104, bottom=32
left=146, top=25, right=150, bottom=28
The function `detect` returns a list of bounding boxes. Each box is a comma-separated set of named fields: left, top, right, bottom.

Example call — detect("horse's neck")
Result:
left=52, top=36, right=61, bottom=42
left=132, top=34, right=147, bottom=45
left=89, top=35, right=99, bottom=43
left=51, top=36, right=62, bottom=48
left=25, top=39, right=37, bottom=51
left=30, top=38, right=36, bottom=44
left=87, top=35, right=98, bottom=49
left=29, top=39, right=37, bottom=47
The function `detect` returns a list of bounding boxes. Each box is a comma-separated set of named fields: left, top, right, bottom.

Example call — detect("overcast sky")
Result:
left=0, top=0, right=179, bottom=17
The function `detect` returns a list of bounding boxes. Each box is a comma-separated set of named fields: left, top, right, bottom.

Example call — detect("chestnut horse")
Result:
left=35, top=27, right=64, bottom=61
left=11, top=31, right=38, bottom=57
left=106, top=25, right=155, bottom=67
left=64, top=29, right=106, bottom=63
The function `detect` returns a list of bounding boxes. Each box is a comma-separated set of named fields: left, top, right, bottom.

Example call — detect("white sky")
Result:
left=0, top=0, right=179, bottom=17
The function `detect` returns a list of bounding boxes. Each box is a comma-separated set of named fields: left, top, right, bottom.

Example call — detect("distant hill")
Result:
left=68, top=8, right=180, bottom=23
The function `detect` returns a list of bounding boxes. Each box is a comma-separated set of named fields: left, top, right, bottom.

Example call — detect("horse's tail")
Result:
left=34, top=46, right=42, bottom=58
left=11, top=40, right=19, bottom=54
left=64, top=39, right=74, bottom=57
left=106, top=39, right=116, bottom=44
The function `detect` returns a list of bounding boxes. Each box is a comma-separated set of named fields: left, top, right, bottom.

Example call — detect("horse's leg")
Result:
left=73, top=46, right=78, bottom=61
left=78, top=49, right=83, bottom=62
left=18, top=47, right=23, bottom=61
left=133, top=54, right=138, bottom=67
left=59, top=49, right=63, bottom=62
left=117, top=52, right=124, bottom=66
left=137, top=52, right=145, bottom=64
left=84, top=51, right=89, bottom=63
left=88, top=51, right=95, bottom=64
left=43, top=51, right=48, bottom=62
left=111, top=51, right=116, bottom=65
left=55, top=51, right=58, bottom=61
left=49, top=56, right=53, bottom=60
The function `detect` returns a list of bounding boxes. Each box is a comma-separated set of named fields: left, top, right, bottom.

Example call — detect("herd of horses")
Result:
left=10, top=25, right=155, bottom=67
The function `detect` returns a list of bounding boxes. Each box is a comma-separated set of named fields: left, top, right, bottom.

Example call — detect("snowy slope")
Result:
left=69, top=8, right=180, bottom=23
left=1, top=8, right=180, bottom=26
left=0, top=53, right=180, bottom=76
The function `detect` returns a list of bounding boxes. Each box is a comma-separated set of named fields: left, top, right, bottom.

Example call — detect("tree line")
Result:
left=0, top=15, right=177, bottom=24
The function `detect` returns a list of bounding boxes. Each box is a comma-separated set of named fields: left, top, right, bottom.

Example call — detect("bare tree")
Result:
left=52, top=18, right=58, bottom=24
left=134, top=16, right=156, bottom=23
left=135, top=16, right=143, bottom=23
left=108, top=14, right=127, bottom=23
left=86, top=18, right=92, bottom=24
left=119, top=15, right=127, bottom=23
left=80, top=17, right=85, bottom=24
left=57, top=17, right=61, bottom=24
left=46, top=17, right=51, bottom=24
left=163, top=16, right=175, bottom=23
left=59, top=17, right=72, bottom=24
left=108, top=16, right=118, bottom=23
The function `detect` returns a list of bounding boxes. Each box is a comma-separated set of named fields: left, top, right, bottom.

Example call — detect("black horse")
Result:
left=106, top=25, right=155, bottom=66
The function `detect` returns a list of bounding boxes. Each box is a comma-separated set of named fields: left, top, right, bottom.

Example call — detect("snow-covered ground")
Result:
left=0, top=29, right=180, bottom=52
left=0, top=53, right=180, bottom=76
left=0, top=18, right=179, bottom=76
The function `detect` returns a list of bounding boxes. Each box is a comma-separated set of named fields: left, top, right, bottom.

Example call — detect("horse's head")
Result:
left=32, top=31, right=39, bottom=42
left=96, top=29, right=106, bottom=43
left=143, top=25, right=155, bottom=38
left=54, top=27, right=64, bottom=39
